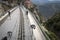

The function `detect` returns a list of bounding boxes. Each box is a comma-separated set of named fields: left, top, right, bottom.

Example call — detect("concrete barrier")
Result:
left=0, top=6, right=18, bottom=26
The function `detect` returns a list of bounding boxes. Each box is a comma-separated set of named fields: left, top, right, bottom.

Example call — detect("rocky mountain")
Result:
left=31, top=1, right=60, bottom=20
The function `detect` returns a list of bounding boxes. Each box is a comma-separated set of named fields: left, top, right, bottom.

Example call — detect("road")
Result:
left=0, top=6, right=33, bottom=40
left=0, top=5, right=47, bottom=40
left=0, top=7, right=20, bottom=40
left=20, top=7, right=32, bottom=40
left=22, top=6, right=46, bottom=40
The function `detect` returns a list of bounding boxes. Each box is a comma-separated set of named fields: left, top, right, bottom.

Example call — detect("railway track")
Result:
left=18, top=6, right=25, bottom=40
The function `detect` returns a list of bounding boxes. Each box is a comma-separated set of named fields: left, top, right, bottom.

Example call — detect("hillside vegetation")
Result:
left=44, top=12, right=60, bottom=40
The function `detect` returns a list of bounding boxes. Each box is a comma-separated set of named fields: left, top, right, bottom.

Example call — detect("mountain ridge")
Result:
left=31, top=1, right=60, bottom=20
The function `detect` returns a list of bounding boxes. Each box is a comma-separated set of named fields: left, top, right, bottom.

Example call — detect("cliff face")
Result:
left=2, top=0, right=18, bottom=7
left=0, top=3, right=5, bottom=17
left=0, top=0, right=22, bottom=17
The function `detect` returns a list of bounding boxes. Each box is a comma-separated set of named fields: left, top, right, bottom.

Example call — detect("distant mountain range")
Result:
left=31, top=1, right=60, bottom=20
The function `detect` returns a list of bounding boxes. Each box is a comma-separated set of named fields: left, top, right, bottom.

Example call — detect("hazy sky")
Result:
left=31, top=0, right=48, bottom=4
left=48, top=0, right=60, bottom=1
left=31, top=0, right=60, bottom=4
left=31, top=0, right=60, bottom=2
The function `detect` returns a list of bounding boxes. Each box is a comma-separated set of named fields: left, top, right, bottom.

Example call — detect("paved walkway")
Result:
left=0, top=7, right=20, bottom=40
left=22, top=6, right=46, bottom=40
